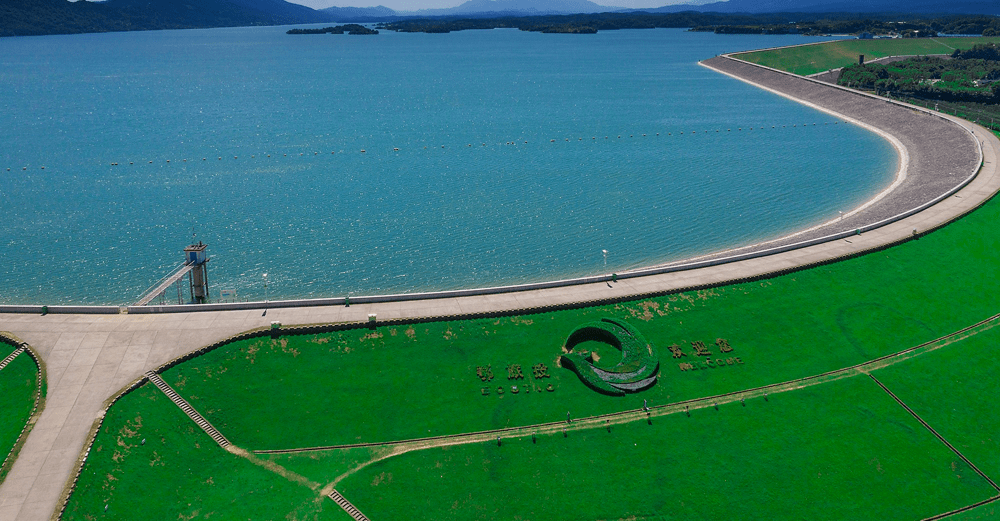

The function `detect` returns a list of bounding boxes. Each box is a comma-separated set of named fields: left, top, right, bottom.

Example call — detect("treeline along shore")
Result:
left=379, top=13, right=1000, bottom=36
left=4, top=1, right=1000, bottom=39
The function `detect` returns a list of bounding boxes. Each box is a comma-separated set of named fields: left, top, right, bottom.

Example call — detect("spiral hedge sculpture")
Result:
left=560, top=318, right=659, bottom=396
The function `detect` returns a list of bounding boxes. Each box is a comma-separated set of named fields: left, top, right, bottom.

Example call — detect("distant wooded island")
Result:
left=287, top=24, right=379, bottom=35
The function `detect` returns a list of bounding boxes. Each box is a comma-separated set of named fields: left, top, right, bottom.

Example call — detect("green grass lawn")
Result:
left=63, top=383, right=352, bottom=521
left=0, top=345, right=39, bottom=483
left=947, top=501, right=1000, bottom=520
left=66, top=319, right=1000, bottom=520
left=869, top=323, right=1000, bottom=521
left=335, top=376, right=994, bottom=521
left=737, top=37, right=1000, bottom=76
left=874, top=323, right=1000, bottom=485
left=162, top=180, right=1000, bottom=450
left=263, top=446, right=387, bottom=492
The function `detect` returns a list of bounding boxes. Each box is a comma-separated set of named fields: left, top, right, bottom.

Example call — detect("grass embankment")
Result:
left=162, top=181, right=1000, bottom=450
left=736, top=37, right=1000, bottom=76
left=63, top=382, right=353, bottom=521
left=68, top=183, right=1000, bottom=519
left=0, top=345, right=39, bottom=483
left=948, top=502, right=1000, bottom=520
left=875, top=321, right=1000, bottom=485
left=67, top=322, right=1000, bottom=520
left=335, top=375, right=996, bottom=521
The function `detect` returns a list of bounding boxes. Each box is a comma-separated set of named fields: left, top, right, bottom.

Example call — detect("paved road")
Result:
left=1, top=58, right=999, bottom=521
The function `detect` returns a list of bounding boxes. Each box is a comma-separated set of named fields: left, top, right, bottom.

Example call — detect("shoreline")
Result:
left=650, top=56, right=913, bottom=268
left=1, top=57, right=973, bottom=314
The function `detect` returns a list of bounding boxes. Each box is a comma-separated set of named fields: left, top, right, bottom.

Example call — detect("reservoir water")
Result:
left=0, top=27, right=895, bottom=305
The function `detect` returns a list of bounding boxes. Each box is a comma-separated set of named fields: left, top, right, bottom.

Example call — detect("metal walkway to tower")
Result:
left=134, top=262, right=194, bottom=306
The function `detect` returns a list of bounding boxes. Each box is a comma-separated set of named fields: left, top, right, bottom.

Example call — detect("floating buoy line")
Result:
left=3, top=121, right=848, bottom=172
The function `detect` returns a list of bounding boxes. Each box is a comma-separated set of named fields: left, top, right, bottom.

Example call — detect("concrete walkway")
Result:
left=1, top=60, right=999, bottom=521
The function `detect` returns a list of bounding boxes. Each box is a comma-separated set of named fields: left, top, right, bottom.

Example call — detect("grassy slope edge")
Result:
left=736, top=37, right=1000, bottom=76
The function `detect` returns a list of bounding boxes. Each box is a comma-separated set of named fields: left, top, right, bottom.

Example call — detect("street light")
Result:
left=263, top=273, right=268, bottom=302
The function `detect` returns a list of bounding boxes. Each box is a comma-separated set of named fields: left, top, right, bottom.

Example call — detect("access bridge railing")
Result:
left=133, top=262, right=195, bottom=307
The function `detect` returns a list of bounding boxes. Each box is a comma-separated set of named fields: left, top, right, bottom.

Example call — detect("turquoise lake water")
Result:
left=0, top=27, right=895, bottom=305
